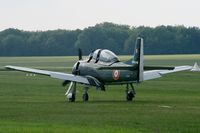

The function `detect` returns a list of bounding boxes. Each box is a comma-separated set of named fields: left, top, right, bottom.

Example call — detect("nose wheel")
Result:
left=126, top=84, right=136, bottom=101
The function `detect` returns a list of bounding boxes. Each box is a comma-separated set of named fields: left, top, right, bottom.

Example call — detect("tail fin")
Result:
left=133, top=37, right=144, bottom=83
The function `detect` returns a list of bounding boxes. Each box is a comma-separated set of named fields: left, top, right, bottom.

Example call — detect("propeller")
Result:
left=64, top=49, right=81, bottom=96
left=62, top=48, right=83, bottom=87
left=78, top=48, right=82, bottom=60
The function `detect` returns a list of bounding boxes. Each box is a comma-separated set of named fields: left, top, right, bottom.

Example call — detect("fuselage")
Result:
left=72, top=60, right=138, bottom=85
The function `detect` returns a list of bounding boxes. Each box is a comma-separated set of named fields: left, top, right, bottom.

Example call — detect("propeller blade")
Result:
left=78, top=48, right=82, bottom=60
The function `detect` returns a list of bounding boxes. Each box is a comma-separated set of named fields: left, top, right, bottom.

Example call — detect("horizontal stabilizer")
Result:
left=191, top=62, right=200, bottom=72
left=144, top=66, right=174, bottom=70
left=144, top=65, right=192, bottom=81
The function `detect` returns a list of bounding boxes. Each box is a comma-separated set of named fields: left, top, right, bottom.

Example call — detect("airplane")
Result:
left=5, top=37, right=198, bottom=102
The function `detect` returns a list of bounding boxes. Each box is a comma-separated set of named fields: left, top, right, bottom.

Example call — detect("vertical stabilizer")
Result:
left=133, top=37, right=144, bottom=83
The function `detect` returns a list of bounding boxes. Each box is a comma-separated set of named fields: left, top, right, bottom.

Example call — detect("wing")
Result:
left=143, top=65, right=192, bottom=81
left=5, top=65, right=101, bottom=87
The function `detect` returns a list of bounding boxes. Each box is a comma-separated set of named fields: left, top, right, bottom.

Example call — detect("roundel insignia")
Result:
left=112, top=70, right=120, bottom=80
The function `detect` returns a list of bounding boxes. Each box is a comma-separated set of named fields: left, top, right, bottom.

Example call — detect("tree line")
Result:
left=0, top=22, right=200, bottom=56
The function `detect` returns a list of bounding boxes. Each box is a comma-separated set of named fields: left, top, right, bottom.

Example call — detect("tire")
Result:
left=69, top=93, right=75, bottom=102
left=82, top=93, right=89, bottom=102
left=126, top=91, right=134, bottom=101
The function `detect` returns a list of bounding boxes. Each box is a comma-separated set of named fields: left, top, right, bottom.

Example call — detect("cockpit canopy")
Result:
left=89, top=49, right=119, bottom=64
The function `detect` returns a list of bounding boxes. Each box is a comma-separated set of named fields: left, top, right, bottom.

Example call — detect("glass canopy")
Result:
left=91, top=49, right=119, bottom=63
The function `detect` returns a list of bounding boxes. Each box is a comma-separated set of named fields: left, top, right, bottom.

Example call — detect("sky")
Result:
left=0, top=0, right=199, bottom=31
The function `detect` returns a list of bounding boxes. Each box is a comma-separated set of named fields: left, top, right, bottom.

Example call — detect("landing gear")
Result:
left=65, top=82, right=76, bottom=102
left=82, top=93, right=89, bottom=101
left=68, top=93, right=76, bottom=102
left=126, top=84, right=136, bottom=101
left=126, top=91, right=134, bottom=101
left=65, top=82, right=90, bottom=102
left=82, top=86, right=89, bottom=102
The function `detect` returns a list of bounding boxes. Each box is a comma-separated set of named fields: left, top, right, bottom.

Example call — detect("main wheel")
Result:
left=82, top=93, right=89, bottom=102
left=68, top=93, right=76, bottom=102
left=126, top=91, right=134, bottom=101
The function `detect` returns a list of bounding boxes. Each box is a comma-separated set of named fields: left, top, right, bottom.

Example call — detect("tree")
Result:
left=0, top=23, right=200, bottom=56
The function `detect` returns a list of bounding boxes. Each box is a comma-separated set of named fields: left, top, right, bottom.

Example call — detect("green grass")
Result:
left=0, top=55, right=200, bottom=133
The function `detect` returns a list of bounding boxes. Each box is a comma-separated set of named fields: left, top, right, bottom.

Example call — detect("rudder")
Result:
left=133, top=37, right=144, bottom=83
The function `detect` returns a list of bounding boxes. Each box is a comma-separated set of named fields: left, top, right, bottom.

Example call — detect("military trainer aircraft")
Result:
left=5, top=37, right=196, bottom=102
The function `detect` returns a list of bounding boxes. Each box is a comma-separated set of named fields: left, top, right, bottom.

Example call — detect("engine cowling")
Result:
left=72, top=61, right=80, bottom=75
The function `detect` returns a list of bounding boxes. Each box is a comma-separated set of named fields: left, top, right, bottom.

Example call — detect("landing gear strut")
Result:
left=82, top=86, right=89, bottom=102
left=65, top=82, right=76, bottom=102
left=126, top=84, right=136, bottom=101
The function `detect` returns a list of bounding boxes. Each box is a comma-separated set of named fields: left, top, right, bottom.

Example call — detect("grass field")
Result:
left=0, top=55, right=200, bottom=133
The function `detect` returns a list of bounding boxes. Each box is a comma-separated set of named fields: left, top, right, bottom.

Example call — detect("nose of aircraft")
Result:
left=72, top=61, right=80, bottom=75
